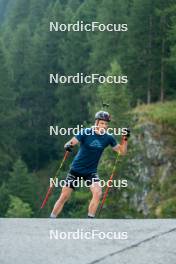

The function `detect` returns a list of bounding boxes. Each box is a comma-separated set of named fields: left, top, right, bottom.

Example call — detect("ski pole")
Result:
left=40, top=151, right=70, bottom=209
left=97, top=153, right=120, bottom=217
left=97, top=129, right=130, bottom=217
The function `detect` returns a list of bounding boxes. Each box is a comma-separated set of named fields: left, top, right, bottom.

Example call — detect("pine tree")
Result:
left=8, top=158, right=39, bottom=213
left=0, top=40, right=17, bottom=184
left=89, top=0, right=128, bottom=73
left=7, top=0, right=30, bottom=29
left=92, top=61, right=131, bottom=127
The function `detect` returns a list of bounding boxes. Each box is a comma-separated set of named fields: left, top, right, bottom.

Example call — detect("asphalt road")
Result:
left=0, top=219, right=176, bottom=264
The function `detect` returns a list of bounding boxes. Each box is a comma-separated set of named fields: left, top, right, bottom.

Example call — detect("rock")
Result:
left=129, top=120, right=175, bottom=216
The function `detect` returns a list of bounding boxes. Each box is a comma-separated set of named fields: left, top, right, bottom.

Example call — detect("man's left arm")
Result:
left=113, top=138, right=128, bottom=155
left=112, top=128, right=130, bottom=155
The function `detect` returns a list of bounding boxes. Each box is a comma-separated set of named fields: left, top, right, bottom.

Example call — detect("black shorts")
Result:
left=64, top=169, right=100, bottom=190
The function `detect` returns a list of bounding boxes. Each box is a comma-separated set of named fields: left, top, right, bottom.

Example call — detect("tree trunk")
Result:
left=160, top=16, right=165, bottom=102
left=147, top=15, right=152, bottom=104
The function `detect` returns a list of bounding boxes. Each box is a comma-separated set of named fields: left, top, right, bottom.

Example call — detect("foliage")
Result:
left=5, top=195, right=33, bottom=217
left=155, top=197, right=176, bottom=218
left=0, top=183, right=10, bottom=216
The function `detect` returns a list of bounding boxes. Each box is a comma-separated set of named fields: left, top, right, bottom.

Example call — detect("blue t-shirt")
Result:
left=70, top=128, right=117, bottom=174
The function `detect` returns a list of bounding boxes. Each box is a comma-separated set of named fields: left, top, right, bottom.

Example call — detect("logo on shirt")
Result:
left=89, top=139, right=103, bottom=149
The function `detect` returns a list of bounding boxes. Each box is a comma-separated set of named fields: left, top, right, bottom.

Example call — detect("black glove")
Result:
left=123, top=128, right=131, bottom=141
left=64, top=143, right=73, bottom=152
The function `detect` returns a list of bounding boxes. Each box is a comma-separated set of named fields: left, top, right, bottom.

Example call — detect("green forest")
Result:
left=0, top=0, right=176, bottom=218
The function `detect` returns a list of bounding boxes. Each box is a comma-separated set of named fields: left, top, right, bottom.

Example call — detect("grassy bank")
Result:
left=133, top=101, right=176, bottom=127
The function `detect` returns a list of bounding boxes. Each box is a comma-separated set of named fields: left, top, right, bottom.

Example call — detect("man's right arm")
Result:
left=64, top=137, right=79, bottom=150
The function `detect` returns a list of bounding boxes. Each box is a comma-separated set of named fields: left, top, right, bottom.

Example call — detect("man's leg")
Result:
left=50, top=186, right=73, bottom=218
left=88, top=182, right=102, bottom=218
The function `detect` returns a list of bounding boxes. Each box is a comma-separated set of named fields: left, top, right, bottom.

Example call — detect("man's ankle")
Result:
left=50, top=212, right=57, bottom=218
left=88, top=213, right=95, bottom=218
